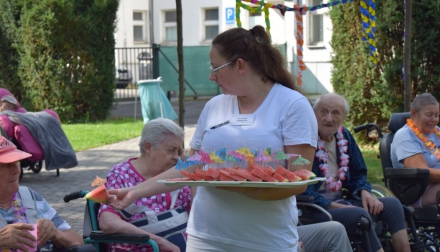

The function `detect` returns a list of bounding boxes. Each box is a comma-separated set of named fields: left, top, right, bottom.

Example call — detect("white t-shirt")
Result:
left=391, top=124, right=440, bottom=169
left=188, top=84, right=318, bottom=251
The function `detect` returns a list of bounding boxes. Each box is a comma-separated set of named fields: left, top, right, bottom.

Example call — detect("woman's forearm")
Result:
left=132, top=167, right=186, bottom=199
left=51, top=229, right=84, bottom=248
left=100, top=212, right=148, bottom=235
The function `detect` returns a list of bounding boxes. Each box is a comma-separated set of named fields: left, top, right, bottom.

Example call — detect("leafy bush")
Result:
left=0, top=0, right=118, bottom=122
left=330, top=0, right=440, bottom=137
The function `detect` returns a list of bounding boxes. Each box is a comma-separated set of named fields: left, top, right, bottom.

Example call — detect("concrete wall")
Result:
left=115, top=0, right=150, bottom=48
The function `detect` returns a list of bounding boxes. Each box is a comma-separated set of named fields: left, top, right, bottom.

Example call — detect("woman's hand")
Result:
left=108, top=187, right=138, bottom=210
left=0, top=223, right=35, bottom=251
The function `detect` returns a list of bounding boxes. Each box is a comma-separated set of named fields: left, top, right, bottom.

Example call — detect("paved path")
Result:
left=20, top=98, right=204, bottom=236
left=19, top=94, right=318, bottom=236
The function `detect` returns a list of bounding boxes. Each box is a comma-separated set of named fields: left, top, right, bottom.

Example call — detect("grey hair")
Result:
left=313, top=93, right=350, bottom=115
left=139, top=118, right=184, bottom=155
left=411, top=93, right=439, bottom=112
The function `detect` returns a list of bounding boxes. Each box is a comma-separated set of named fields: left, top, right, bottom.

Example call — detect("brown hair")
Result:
left=212, top=25, right=299, bottom=91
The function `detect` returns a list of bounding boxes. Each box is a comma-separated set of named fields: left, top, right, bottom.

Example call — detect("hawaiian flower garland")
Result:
left=315, top=126, right=349, bottom=191
left=407, top=118, right=440, bottom=159
left=11, top=192, right=27, bottom=223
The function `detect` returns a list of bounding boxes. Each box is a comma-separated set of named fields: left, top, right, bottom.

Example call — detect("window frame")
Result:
left=307, top=0, right=325, bottom=47
left=133, top=11, right=148, bottom=44
left=163, top=10, right=177, bottom=43
left=202, top=8, right=219, bottom=42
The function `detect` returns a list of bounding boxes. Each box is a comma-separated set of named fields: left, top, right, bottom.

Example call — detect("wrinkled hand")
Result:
left=108, top=187, right=137, bottom=210
left=298, top=241, right=305, bottom=252
left=154, top=236, right=180, bottom=252
left=216, top=186, right=267, bottom=199
left=36, top=218, right=59, bottom=246
left=361, top=190, right=383, bottom=215
left=0, top=222, right=36, bottom=251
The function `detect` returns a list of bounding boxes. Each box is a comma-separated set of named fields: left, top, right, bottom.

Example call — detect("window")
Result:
left=164, top=10, right=177, bottom=42
left=309, top=0, right=324, bottom=45
left=203, top=8, right=219, bottom=41
left=133, top=11, right=148, bottom=43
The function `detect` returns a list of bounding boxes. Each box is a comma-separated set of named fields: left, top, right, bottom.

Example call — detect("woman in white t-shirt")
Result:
left=108, top=25, right=352, bottom=252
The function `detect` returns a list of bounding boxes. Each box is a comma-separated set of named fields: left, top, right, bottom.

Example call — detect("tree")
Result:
left=330, top=0, right=440, bottom=132
left=0, top=0, right=118, bottom=122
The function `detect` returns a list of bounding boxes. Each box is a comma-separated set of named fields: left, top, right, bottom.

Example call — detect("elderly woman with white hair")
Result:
left=98, top=118, right=191, bottom=252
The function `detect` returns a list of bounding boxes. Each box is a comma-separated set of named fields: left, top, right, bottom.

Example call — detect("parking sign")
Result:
left=225, top=7, right=235, bottom=25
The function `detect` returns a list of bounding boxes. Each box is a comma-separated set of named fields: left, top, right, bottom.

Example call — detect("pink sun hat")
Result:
left=0, top=136, right=32, bottom=163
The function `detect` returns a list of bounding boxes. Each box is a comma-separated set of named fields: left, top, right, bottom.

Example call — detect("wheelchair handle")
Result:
left=64, top=190, right=88, bottom=203
left=353, top=123, right=383, bottom=138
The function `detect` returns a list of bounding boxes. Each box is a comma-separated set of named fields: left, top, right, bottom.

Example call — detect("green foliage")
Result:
left=330, top=0, right=440, bottom=137
left=0, top=0, right=118, bottom=122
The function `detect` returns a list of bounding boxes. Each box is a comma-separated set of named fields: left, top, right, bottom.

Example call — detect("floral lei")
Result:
left=407, top=118, right=440, bottom=159
left=315, top=126, right=349, bottom=192
left=11, top=192, right=27, bottom=223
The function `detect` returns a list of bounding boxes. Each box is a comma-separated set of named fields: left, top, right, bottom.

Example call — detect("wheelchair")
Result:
left=62, top=190, right=160, bottom=252
left=353, top=112, right=440, bottom=252
left=297, top=122, right=426, bottom=252
left=297, top=193, right=424, bottom=252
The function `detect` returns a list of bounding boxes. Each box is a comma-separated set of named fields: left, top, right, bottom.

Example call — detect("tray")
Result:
left=157, top=177, right=325, bottom=188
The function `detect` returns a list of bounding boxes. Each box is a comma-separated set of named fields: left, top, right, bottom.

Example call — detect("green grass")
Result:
left=61, top=118, right=387, bottom=185
left=62, top=118, right=145, bottom=152
left=360, top=144, right=385, bottom=185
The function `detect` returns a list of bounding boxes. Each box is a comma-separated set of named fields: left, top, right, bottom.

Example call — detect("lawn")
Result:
left=62, top=118, right=145, bottom=152
left=62, top=118, right=386, bottom=185
left=360, top=144, right=385, bottom=185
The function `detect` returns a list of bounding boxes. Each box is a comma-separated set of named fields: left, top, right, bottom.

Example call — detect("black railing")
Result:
left=114, top=46, right=157, bottom=100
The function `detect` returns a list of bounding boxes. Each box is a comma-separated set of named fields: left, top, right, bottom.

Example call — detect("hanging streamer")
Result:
left=235, top=0, right=376, bottom=84
left=360, top=0, right=377, bottom=65
left=236, top=0, right=242, bottom=28
left=367, top=0, right=377, bottom=65
left=236, top=0, right=272, bottom=40
left=294, top=5, right=308, bottom=87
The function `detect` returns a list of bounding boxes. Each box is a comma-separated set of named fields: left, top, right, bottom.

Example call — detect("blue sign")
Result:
left=225, top=7, right=235, bottom=25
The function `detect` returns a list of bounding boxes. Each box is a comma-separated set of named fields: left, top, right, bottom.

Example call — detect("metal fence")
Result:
left=114, top=46, right=158, bottom=100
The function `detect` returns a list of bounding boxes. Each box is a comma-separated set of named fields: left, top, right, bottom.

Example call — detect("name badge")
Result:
left=229, top=114, right=254, bottom=126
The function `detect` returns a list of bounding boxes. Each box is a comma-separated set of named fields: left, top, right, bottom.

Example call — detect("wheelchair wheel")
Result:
left=30, top=161, right=43, bottom=173
left=371, top=184, right=396, bottom=198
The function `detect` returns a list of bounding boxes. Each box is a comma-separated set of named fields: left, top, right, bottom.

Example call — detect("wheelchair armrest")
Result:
left=384, top=168, right=430, bottom=206
left=296, top=195, right=314, bottom=202
left=51, top=244, right=96, bottom=252
left=402, top=205, right=415, bottom=220
left=384, top=167, right=430, bottom=180
left=297, top=202, right=333, bottom=224
left=90, top=231, right=151, bottom=243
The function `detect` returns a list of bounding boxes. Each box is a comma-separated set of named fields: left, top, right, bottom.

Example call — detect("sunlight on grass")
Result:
left=61, top=118, right=388, bottom=186
left=62, top=118, right=145, bottom=152
left=360, top=144, right=385, bottom=186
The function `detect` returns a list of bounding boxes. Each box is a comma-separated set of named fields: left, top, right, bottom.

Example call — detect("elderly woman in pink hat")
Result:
left=0, top=136, right=83, bottom=251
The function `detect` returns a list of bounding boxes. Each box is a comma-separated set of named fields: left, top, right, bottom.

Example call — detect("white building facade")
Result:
left=115, top=0, right=334, bottom=94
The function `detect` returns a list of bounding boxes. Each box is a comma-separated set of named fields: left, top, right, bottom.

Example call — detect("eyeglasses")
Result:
left=210, top=62, right=232, bottom=73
